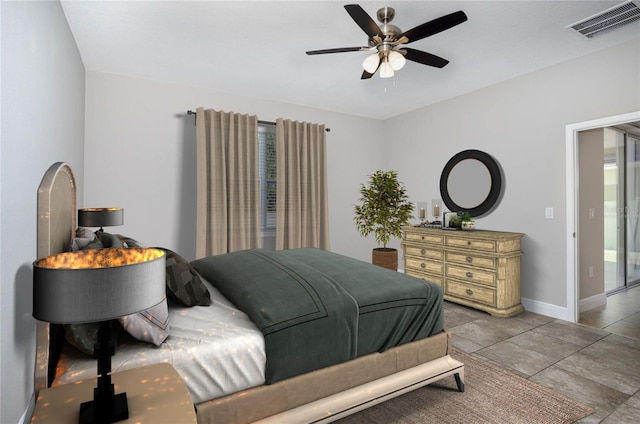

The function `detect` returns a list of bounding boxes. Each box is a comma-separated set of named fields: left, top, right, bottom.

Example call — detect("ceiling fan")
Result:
left=306, top=4, right=468, bottom=79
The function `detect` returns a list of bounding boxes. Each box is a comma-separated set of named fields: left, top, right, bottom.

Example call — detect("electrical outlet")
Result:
left=545, top=207, right=554, bottom=219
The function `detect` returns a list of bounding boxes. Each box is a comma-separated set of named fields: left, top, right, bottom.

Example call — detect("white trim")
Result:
left=17, top=393, right=35, bottom=424
left=565, top=111, right=640, bottom=323
left=521, top=297, right=572, bottom=321
left=579, top=292, right=607, bottom=313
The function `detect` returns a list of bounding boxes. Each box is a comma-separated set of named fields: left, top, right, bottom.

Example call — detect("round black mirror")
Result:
left=439, top=150, right=503, bottom=217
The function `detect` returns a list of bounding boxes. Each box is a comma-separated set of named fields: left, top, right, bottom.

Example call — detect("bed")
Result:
left=34, top=162, right=464, bottom=424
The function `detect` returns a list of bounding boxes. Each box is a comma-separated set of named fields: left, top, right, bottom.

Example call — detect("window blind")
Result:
left=259, top=123, right=277, bottom=231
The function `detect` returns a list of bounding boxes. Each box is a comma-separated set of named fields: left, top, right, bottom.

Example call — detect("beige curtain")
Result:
left=195, top=107, right=260, bottom=257
left=275, top=119, right=329, bottom=250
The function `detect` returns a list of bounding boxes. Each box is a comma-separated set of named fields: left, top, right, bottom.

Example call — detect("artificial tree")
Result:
left=354, top=170, right=414, bottom=270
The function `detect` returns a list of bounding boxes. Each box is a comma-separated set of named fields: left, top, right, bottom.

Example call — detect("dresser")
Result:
left=402, top=227, right=524, bottom=317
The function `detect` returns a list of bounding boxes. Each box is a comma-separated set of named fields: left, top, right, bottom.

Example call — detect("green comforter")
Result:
left=191, top=248, right=443, bottom=384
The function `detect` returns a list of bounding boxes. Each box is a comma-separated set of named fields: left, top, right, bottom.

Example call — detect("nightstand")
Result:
left=31, top=363, right=197, bottom=423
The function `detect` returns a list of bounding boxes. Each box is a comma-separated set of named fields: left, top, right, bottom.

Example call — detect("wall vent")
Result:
left=567, top=1, right=640, bottom=38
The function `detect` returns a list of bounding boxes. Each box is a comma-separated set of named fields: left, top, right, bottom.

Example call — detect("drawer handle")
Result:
left=467, top=241, right=472, bottom=245
left=421, top=249, right=426, bottom=255
left=466, top=272, right=473, bottom=278
left=420, top=263, right=426, bottom=269
left=466, top=256, right=473, bottom=263
left=466, top=289, right=473, bottom=295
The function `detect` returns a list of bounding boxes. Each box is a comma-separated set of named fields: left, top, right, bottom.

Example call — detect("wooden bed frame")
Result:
left=34, top=162, right=464, bottom=424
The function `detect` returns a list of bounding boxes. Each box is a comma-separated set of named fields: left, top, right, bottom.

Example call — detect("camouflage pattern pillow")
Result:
left=160, top=248, right=211, bottom=307
left=64, top=321, right=120, bottom=355
left=116, top=234, right=147, bottom=248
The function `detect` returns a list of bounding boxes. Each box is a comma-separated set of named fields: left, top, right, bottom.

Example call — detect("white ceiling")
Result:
left=61, top=1, right=640, bottom=120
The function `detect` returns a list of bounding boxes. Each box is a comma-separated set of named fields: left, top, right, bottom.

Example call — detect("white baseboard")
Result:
left=521, top=297, right=573, bottom=321
left=579, top=292, right=606, bottom=313
left=17, top=393, right=35, bottom=424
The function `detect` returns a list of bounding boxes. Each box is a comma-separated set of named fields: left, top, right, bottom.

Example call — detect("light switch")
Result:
left=545, top=207, right=554, bottom=219
left=589, top=208, right=595, bottom=219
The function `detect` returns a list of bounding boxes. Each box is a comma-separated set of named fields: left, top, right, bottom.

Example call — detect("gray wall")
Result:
left=385, top=39, right=640, bottom=316
left=578, top=128, right=606, bottom=300
left=83, top=71, right=386, bottom=262
left=1, top=2, right=85, bottom=422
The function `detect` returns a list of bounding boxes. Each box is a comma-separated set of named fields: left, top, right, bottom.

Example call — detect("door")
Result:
left=625, top=132, right=640, bottom=288
left=604, top=128, right=640, bottom=293
left=604, top=129, right=624, bottom=293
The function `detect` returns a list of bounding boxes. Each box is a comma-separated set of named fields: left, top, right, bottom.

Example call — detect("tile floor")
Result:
left=579, top=286, right=640, bottom=340
left=445, top=286, right=640, bottom=423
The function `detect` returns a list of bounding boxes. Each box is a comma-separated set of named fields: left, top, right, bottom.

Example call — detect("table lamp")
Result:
left=33, top=247, right=166, bottom=424
left=78, top=208, right=124, bottom=232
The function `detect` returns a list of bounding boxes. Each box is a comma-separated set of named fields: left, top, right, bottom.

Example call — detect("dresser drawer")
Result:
left=446, top=280, right=496, bottom=306
left=446, top=251, right=496, bottom=270
left=404, top=245, right=444, bottom=261
left=406, top=257, right=443, bottom=275
left=446, top=264, right=496, bottom=287
left=404, top=269, right=443, bottom=288
left=404, top=231, right=444, bottom=245
left=446, top=236, right=496, bottom=252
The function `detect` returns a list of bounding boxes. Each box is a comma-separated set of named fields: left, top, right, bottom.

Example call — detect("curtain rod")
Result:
left=187, top=110, right=330, bottom=132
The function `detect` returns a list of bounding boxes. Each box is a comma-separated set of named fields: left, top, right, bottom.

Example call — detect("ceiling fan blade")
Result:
left=361, top=70, right=375, bottom=79
left=404, top=48, right=450, bottom=68
left=398, top=10, right=467, bottom=43
left=344, top=4, right=384, bottom=40
left=306, top=46, right=370, bottom=55
left=361, top=61, right=381, bottom=79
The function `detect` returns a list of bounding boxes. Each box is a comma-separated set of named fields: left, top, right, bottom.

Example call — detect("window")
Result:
left=258, top=122, right=277, bottom=237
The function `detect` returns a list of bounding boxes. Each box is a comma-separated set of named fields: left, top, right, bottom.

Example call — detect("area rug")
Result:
left=335, top=349, right=595, bottom=424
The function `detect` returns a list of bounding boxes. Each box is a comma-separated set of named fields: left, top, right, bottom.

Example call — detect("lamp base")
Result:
left=79, top=392, right=128, bottom=424
left=79, top=323, right=129, bottom=424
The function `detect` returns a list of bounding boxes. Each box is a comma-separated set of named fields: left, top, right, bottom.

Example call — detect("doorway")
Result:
left=604, top=127, right=640, bottom=294
left=566, top=111, right=640, bottom=323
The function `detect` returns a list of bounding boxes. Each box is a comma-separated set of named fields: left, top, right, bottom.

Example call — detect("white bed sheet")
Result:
left=53, top=281, right=267, bottom=404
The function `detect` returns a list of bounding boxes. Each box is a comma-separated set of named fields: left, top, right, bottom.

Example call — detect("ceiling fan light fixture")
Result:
left=306, top=4, right=468, bottom=80
left=362, top=53, right=380, bottom=73
left=379, top=59, right=394, bottom=78
left=388, top=50, right=406, bottom=70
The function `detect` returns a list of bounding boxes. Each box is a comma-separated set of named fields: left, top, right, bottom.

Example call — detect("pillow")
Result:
left=71, top=227, right=97, bottom=251
left=71, top=229, right=145, bottom=251
left=118, top=300, right=169, bottom=346
left=161, top=248, right=211, bottom=307
left=76, top=227, right=95, bottom=239
left=116, top=234, right=147, bottom=248
left=63, top=232, right=171, bottom=354
left=83, top=236, right=104, bottom=250
left=63, top=321, right=120, bottom=355
left=95, top=231, right=124, bottom=248
left=72, top=230, right=125, bottom=251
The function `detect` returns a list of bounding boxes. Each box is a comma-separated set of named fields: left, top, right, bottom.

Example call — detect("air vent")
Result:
left=567, top=1, right=640, bottom=38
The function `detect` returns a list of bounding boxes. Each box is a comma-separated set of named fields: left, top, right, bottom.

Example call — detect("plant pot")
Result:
left=372, top=248, right=398, bottom=271
left=461, top=221, right=476, bottom=230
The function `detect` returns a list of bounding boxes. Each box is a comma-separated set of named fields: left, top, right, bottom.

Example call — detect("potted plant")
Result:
left=354, top=170, right=414, bottom=270
left=460, top=212, right=476, bottom=230
left=449, top=212, right=475, bottom=230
